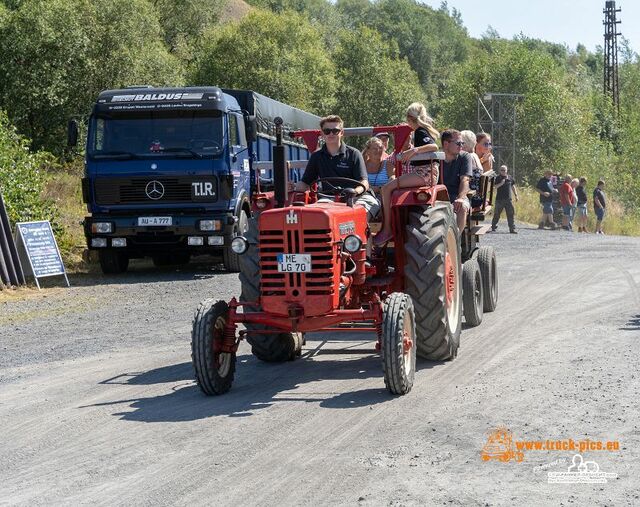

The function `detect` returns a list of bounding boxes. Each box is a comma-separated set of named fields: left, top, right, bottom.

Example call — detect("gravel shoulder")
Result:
left=1, top=226, right=639, bottom=505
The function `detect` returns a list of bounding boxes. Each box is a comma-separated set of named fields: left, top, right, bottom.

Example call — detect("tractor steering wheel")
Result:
left=316, top=177, right=367, bottom=201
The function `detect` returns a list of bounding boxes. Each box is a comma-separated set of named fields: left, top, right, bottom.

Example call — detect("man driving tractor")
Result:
left=294, top=115, right=380, bottom=221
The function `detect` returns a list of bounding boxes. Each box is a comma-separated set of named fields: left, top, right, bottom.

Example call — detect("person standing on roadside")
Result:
left=559, top=174, right=575, bottom=230
left=576, top=177, right=588, bottom=232
left=593, top=180, right=606, bottom=235
left=536, top=170, right=557, bottom=229
left=491, top=165, right=519, bottom=233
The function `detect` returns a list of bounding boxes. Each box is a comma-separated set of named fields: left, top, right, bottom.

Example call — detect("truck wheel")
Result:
left=223, top=209, right=249, bottom=272
left=382, top=292, right=416, bottom=395
left=239, top=217, right=301, bottom=362
left=152, top=253, right=190, bottom=267
left=191, top=299, right=236, bottom=395
left=462, top=259, right=483, bottom=327
left=99, top=250, right=129, bottom=274
left=405, top=203, right=462, bottom=360
left=477, top=246, right=498, bottom=312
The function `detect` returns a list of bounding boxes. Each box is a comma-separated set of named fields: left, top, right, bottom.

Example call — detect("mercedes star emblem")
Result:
left=145, top=180, right=165, bottom=200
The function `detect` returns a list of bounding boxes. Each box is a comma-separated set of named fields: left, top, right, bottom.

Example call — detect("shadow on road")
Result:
left=87, top=341, right=446, bottom=422
left=619, top=314, right=640, bottom=331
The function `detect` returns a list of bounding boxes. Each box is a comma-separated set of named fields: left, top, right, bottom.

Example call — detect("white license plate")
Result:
left=138, top=216, right=172, bottom=226
left=277, top=253, right=311, bottom=273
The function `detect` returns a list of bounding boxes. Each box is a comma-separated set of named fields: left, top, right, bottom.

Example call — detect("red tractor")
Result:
left=191, top=119, right=498, bottom=395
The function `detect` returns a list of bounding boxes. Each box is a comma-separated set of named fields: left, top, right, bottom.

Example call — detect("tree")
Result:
left=333, top=26, right=424, bottom=128
left=0, top=0, right=183, bottom=153
left=191, top=10, right=335, bottom=113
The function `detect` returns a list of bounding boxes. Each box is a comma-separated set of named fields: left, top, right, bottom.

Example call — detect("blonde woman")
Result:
left=374, top=102, right=439, bottom=246
left=362, top=136, right=394, bottom=194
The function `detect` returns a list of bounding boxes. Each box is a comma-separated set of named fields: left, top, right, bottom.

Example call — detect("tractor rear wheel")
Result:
left=476, top=246, right=498, bottom=312
left=462, top=259, right=484, bottom=327
left=405, top=203, right=462, bottom=360
left=239, top=217, right=302, bottom=362
left=191, top=299, right=236, bottom=395
left=381, top=292, right=416, bottom=395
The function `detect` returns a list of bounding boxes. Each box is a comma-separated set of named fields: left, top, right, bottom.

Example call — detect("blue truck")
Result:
left=69, top=86, right=319, bottom=274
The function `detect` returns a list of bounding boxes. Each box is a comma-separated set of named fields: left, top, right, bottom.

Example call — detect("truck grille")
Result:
left=260, top=228, right=334, bottom=297
left=93, top=177, right=217, bottom=205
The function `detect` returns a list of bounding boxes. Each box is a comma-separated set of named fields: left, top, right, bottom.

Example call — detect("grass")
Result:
left=41, top=160, right=87, bottom=271
left=513, top=187, right=640, bottom=236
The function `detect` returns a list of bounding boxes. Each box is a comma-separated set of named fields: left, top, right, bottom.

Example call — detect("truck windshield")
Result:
left=88, top=110, right=224, bottom=159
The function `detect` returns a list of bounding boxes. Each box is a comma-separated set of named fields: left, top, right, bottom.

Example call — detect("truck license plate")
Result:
left=138, top=216, right=172, bottom=226
left=277, top=253, right=311, bottom=273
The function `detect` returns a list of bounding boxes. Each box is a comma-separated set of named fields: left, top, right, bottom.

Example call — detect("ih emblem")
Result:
left=285, top=210, right=298, bottom=224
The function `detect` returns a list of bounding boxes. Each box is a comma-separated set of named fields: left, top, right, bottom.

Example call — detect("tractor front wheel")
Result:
left=191, top=299, right=236, bottom=395
left=405, top=203, right=462, bottom=360
left=381, top=292, right=416, bottom=395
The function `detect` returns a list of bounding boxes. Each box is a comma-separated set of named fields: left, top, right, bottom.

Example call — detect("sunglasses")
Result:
left=322, top=128, right=342, bottom=135
left=449, top=140, right=465, bottom=146
left=483, top=142, right=492, bottom=147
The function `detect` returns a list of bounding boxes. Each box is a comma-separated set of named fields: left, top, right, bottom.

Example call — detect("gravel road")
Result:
left=1, top=225, right=639, bottom=505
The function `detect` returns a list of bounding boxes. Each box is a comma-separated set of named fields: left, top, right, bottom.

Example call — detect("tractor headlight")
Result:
left=343, top=234, right=362, bottom=253
left=230, top=236, right=249, bottom=254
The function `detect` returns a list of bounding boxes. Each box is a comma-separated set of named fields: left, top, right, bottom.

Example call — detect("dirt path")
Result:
left=1, top=228, right=638, bottom=505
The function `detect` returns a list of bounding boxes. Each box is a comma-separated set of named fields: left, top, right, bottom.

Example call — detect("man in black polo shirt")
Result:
left=295, top=115, right=380, bottom=220
left=441, top=129, right=473, bottom=232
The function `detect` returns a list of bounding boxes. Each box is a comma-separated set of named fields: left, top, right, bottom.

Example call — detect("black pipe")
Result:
left=0, top=217, right=16, bottom=286
left=273, top=116, right=287, bottom=208
left=0, top=192, right=25, bottom=285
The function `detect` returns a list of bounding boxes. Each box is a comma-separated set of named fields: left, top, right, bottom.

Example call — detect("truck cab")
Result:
left=74, top=86, right=318, bottom=274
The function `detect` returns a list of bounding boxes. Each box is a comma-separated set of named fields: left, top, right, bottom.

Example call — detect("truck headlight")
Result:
left=91, top=238, right=107, bottom=248
left=343, top=235, right=362, bottom=253
left=188, top=236, right=204, bottom=246
left=91, top=222, right=113, bottom=234
left=111, top=238, right=127, bottom=247
left=230, top=236, right=248, bottom=254
left=199, top=219, right=222, bottom=231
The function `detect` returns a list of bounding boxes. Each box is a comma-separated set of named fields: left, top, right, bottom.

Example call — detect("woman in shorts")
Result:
left=575, top=177, right=588, bottom=232
left=374, top=102, right=439, bottom=246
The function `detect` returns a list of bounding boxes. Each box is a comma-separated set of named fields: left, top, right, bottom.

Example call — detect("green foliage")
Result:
left=191, top=10, right=335, bottom=113
left=0, top=110, right=58, bottom=226
left=333, top=26, right=424, bottom=127
left=0, top=0, right=183, bottom=153
left=151, top=0, right=227, bottom=55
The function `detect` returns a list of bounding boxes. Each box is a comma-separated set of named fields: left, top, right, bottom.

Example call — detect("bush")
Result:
left=0, top=110, right=58, bottom=227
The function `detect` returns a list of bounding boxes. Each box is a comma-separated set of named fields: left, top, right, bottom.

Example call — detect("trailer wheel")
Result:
left=99, top=250, right=129, bottom=274
left=405, top=203, right=462, bottom=360
left=382, top=292, right=416, bottom=395
left=462, top=259, right=483, bottom=327
left=239, top=217, right=301, bottom=362
left=191, top=299, right=236, bottom=395
left=477, top=246, right=498, bottom=312
left=223, top=208, right=249, bottom=272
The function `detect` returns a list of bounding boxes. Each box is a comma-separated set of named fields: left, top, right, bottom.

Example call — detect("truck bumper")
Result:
left=84, top=213, right=236, bottom=257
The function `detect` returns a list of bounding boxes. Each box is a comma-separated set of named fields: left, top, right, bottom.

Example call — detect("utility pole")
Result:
left=603, top=0, right=621, bottom=114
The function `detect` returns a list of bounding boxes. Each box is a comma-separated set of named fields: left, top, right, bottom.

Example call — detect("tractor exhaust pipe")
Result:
left=273, top=116, right=287, bottom=208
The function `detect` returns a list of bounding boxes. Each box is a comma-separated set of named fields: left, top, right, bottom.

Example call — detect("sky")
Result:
left=423, top=0, right=639, bottom=54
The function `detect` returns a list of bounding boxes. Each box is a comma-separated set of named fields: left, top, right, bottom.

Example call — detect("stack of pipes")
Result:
left=0, top=192, right=26, bottom=289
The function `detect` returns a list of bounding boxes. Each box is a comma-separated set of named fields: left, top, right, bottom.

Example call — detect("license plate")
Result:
left=138, top=216, right=172, bottom=226
left=277, top=253, right=311, bottom=273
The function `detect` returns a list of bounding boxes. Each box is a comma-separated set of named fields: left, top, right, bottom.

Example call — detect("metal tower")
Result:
left=603, top=1, right=621, bottom=113
left=477, top=93, right=524, bottom=180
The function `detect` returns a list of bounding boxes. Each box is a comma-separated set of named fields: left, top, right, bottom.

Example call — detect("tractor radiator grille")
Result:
left=260, top=228, right=334, bottom=297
